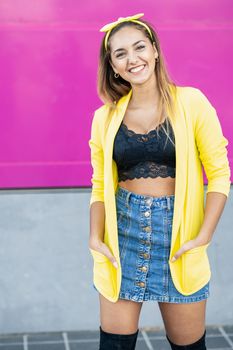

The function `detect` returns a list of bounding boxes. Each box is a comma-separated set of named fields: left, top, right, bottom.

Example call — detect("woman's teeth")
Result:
left=129, top=65, right=145, bottom=73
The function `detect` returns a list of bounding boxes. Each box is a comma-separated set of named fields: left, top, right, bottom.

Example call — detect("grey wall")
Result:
left=0, top=187, right=232, bottom=334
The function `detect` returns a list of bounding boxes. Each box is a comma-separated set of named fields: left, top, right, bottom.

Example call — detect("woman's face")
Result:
left=109, top=26, right=158, bottom=86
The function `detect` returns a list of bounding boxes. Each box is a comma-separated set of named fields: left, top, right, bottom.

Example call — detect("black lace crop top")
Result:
left=113, top=119, right=176, bottom=181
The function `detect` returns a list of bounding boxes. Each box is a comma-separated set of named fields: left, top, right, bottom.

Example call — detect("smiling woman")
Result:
left=110, top=34, right=157, bottom=82
left=88, top=13, right=231, bottom=350
left=99, top=18, right=176, bottom=200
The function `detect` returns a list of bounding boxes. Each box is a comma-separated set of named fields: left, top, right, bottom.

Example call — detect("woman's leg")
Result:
left=158, top=300, right=207, bottom=346
left=98, top=293, right=142, bottom=350
left=99, top=293, right=143, bottom=334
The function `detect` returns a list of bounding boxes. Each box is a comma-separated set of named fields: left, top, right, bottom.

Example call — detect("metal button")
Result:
left=137, top=281, right=145, bottom=288
left=143, top=226, right=151, bottom=232
left=146, top=198, right=152, bottom=205
left=144, top=211, right=150, bottom=217
left=140, top=239, right=150, bottom=246
left=141, top=266, right=147, bottom=272
left=140, top=253, right=150, bottom=259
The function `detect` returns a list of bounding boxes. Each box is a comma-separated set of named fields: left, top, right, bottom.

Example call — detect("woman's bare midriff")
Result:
left=118, top=177, right=175, bottom=198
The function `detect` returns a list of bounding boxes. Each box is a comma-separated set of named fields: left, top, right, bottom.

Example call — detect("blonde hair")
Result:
left=97, top=19, right=177, bottom=147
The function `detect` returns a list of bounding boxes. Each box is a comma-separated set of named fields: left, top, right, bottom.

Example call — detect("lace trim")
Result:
left=118, top=161, right=176, bottom=181
left=121, top=119, right=173, bottom=143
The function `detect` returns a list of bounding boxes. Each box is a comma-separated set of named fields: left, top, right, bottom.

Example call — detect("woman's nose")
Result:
left=127, top=52, right=139, bottom=64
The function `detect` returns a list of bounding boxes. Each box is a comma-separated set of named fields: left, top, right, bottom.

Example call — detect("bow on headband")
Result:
left=99, top=13, right=153, bottom=50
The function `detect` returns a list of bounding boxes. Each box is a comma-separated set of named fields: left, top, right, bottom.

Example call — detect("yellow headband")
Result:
left=99, top=13, right=153, bottom=50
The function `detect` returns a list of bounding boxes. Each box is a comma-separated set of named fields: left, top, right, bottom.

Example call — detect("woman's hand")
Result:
left=170, top=238, right=210, bottom=262
left=89, top=238, right=118, bottom=269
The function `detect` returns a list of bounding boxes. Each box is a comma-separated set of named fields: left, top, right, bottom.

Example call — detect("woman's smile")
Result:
left=128, top=64, right=146, bottom=74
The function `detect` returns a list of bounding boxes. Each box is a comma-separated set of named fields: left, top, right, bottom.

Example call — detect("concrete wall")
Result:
left=0, top=187, right=232, bottom=334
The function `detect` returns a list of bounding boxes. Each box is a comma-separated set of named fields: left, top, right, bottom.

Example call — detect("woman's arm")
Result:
left=194, top=90, right=231, bottom=198
left=89, top=201, right=105, bottom=244
left=89, top=112, right=105, bottom=245
left=171, top=90, right=231, bottom=262
left=88, top=111, right=105, bottom=244
left=88, top=111, right=105, bottom=207
left=89, top=201, right=118, bottom=268
left=196, top=192, right=227, bottom=245
left=88, top=111, right=118, bottom=268
left=194, top=90, right=231, bottom=244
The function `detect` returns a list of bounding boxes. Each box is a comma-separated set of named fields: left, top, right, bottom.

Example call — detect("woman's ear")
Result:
left=109, top=58, right=117, bottom=74
left=152, top=42, right=158, bottom=59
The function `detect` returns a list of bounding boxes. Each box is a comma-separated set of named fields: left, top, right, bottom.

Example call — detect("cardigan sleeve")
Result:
left=194, top=89, right=231, bottom=197
left=88, top=111, right=105, bottom=207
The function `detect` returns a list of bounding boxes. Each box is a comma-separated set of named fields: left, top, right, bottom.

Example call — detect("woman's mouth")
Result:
left=128, top=64, right=146, bottom=74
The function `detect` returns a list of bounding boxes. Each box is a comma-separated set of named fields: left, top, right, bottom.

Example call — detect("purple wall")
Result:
left=0, top=0, right=232, bottom=188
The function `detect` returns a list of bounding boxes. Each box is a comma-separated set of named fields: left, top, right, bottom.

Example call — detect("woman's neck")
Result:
left=129, top=78, right=160, bottom=109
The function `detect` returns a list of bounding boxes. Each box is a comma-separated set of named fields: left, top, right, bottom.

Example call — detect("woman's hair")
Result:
left=97, top=19, right=177, bottom=146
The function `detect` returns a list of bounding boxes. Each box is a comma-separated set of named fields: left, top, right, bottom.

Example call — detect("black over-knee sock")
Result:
left=99, top=325, right=139, bottom=350
left=166, top=329, right=206, bottom=350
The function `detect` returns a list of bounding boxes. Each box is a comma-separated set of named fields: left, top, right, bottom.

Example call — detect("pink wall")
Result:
left=0, top=0, right=232, bottom=188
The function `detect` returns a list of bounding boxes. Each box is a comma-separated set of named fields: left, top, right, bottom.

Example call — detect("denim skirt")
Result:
left=113, top=185, right=210, bottom=303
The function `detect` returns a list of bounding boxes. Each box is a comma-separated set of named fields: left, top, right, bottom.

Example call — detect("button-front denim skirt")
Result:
left=114, top=185, right=210, bottom=303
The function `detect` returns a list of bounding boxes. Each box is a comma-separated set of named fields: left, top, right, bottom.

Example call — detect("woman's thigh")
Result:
left=99, top=293, right=143, bottom=334
left=158, top=299, right=207, bottom=345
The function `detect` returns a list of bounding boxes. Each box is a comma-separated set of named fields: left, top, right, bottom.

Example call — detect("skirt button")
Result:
left=141, top=266, right=147, bottom=272
left=140, top=253, right=150, bottom=259
left=137, top=282, right=145, bottom=288
left=144, top=211, right=150, bottom=217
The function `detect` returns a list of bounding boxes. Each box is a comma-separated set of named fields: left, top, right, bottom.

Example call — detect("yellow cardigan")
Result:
left=88, top=85, right=231, bottom=303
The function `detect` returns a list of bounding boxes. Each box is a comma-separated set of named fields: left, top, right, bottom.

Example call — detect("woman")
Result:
left=88, top=13, right=231, bottom=350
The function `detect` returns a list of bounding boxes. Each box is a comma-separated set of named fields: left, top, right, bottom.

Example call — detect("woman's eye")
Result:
left=137, top=45, right=145, bottom=50
left=116, top=52, right=125, bottom=58
left=115, top=45, right=145, bottom=58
